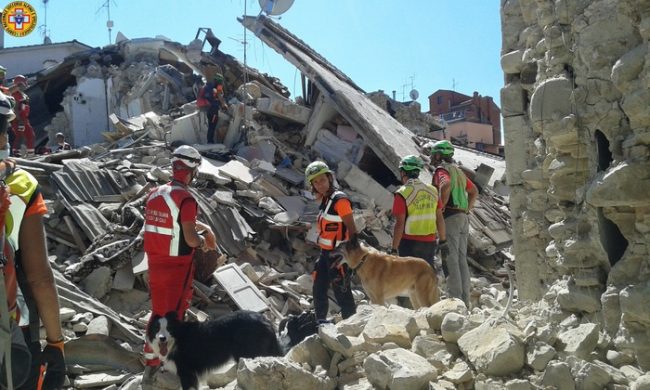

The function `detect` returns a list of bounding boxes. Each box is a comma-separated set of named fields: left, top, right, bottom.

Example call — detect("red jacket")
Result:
left=11, top=90, right=29, bottom=121
left=144, top=183, right=195, bottom=259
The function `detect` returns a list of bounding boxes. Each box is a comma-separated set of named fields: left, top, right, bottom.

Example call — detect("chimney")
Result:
left=392, top=90, right=396, bottom=100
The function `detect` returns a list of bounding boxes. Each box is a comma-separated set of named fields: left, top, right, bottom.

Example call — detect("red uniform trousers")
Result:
left=143, top=254, right=194, bottom=366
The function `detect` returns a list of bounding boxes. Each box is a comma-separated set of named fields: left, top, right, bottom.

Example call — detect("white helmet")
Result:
left=171, top=145, right=202, bottom=169
left=0, top=91, right=15, bottom=122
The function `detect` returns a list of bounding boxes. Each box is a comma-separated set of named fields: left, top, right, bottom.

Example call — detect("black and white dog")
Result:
left=147, top=310, right=283, bottom=390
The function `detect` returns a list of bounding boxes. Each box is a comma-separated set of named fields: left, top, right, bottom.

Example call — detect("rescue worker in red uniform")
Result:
left=305, top=161, right=357, bottom=324
left=10, top=75, right=35, bottom=156
left=142, top=145, right=217, bottom=372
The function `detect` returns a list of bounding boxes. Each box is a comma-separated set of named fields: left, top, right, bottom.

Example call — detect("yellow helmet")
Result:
left=305, top=161, right=332, bottom=183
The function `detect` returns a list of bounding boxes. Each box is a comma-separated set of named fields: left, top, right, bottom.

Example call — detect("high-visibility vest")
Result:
left=144, top=183, right=194, bottom=257
left=436, top=162, right=469, bottom=211
left=2, top=170, right=38, bottom=320
left=395, top=179, right=438, bottom=236
left=317, top=191, right=350, bottom=250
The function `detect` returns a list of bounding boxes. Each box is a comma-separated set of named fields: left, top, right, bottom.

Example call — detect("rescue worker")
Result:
left=430, top=140, right=478, bottom=306
left=202, top=74, right=228, bottom=144
left=52, top=133, right=71, bottom=153
left=305, top=161, right=357, bottom=323
left=0, top=66, right=9, bottom=93
left=390, top=155, right=446, bottom=268
left=0, top=91, right=66, bottom=389
left=0, top=67, right=12, bottom=154
left=142, top=145, right=217, bottom=378
left=10, top=75, right=35, bottom=156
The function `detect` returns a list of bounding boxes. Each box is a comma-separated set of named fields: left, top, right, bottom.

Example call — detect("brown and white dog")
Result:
left=338, top=241, right=440, bottom=308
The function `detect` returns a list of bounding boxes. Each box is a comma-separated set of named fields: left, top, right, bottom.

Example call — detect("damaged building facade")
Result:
left=502, top=0, right=650, bottom=371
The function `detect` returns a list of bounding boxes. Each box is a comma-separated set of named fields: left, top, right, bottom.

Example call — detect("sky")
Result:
left=2, top=0, right=503, bottom=111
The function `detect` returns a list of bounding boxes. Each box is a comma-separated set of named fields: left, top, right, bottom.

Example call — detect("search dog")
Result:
left=338, top=240, right=440, bottom=308
left=147, top=310, right=282, bottom=390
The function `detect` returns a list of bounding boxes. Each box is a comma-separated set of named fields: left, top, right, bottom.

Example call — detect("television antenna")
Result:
left=39, top=0, right=51, bottom=44
left=97, top=0, right=117, bottom=44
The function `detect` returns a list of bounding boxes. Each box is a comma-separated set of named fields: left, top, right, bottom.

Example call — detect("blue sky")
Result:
left=3, top=0, right=502, bottom=111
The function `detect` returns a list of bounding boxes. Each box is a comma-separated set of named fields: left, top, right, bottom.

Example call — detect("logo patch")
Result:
left=2, top=1, right=37, bottom=37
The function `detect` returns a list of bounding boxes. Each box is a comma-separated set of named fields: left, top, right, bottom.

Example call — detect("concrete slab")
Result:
left=242, top=15, right=431, bottom=183
left=313, top=129, right=364, bottom=166
left=219, top=159, right=255, bottom=185
left=338, top=160, right=393, bottom=211
left=212, top=190, right=238, bottom=207
left=198, top=157, right=232, bottom=185
left=276, top=196, right=307, bottom=217
left=112, top=264, right=135, bottom=291
left=256, top=96, right=312, bottom=124
left=213, top=263, right=269, bottom=312
left=169, top=110, right=205, bottom=145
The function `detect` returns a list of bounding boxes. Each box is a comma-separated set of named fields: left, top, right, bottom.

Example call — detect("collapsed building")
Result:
left=502, top=0, right=650, bottom=382
left=6, top=4, right=648, bottom=389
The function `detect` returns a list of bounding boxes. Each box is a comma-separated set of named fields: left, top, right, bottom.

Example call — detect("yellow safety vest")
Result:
left=395, top=179, right=438, bottom=236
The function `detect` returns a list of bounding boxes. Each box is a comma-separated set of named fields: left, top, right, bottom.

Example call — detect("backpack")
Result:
left=196, top=86, right=210, bottom=110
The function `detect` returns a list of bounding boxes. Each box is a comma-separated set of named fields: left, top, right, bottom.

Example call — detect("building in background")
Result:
left=428, top=89, right=503, bottom=155
left=0, top=40, right=93, bottom=78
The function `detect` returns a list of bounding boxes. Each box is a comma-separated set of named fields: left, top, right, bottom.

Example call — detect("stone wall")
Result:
left=501, top=0, right=650, bottom=370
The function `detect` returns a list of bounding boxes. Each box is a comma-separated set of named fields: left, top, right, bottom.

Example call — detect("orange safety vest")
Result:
left=317, top=191, right=350, bottom=250
left=143, top=182, right=194, bottom=257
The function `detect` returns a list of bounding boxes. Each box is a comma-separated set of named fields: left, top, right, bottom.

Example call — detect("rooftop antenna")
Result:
left=259, top=0, right=295, bottom=17
left=39, top=0, right=51, bottom=44
left=98, top=0, right=116, bottom=44
left=452, top=78, right=459, bottom=91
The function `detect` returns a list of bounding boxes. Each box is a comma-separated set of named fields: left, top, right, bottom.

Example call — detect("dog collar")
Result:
left=352, top=253, right=369, bottom=271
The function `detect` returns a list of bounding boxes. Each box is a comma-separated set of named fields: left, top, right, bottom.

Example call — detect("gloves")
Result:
left=40, top=339, right=66, bottom=390
left=438, top=240, right=450, bottom=259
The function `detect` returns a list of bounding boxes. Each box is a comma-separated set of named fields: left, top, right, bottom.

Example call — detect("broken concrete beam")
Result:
left=242, top=15, right=431, bottom=183
left=337, top=160, right=393, bottom=211
left=256, top=96, right=312, bottom=124
left=304, top=94, right=339, bottom=146
left=313, top=129, right=364, bottom=165
left=168, top=110, right=206, bottom=145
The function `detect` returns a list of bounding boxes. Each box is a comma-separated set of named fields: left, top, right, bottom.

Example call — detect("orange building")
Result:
left=428, top=90, right=502, bottom=155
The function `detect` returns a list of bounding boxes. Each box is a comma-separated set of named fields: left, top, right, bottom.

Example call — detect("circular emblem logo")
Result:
left=2, top=1, right=37, bottom=37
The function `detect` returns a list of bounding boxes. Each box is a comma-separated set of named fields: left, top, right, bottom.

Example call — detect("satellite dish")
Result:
left=409, top=89, right=419, bottom=101
left=259, top=0, right=295, bottom=16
